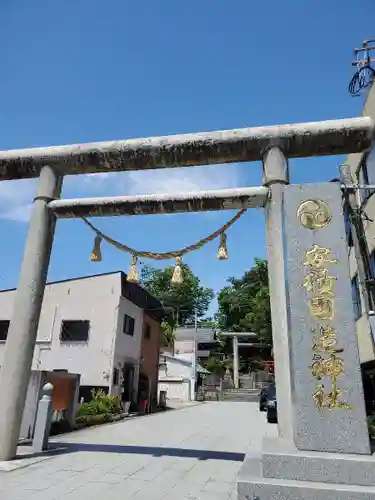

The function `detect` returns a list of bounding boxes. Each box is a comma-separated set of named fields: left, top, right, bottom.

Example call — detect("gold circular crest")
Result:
left=296, top=199, right=332, bottom=230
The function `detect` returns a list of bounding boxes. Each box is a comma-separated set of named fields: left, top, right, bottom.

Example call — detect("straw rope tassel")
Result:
left=127, top=254, right=140, bottom=283
left=171, top=256, right=183, bottom=285
left=90, top=235, right=102, bottom=262
left=217, top=232, right=228, bottom=260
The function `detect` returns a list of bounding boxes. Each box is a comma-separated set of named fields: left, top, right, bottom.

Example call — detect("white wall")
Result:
left=159, top=356, right=192, bottom=380
left=114, top=296, right=143, bottom=365
left=158, top=380, right=190, bottom=402
left=175, top=352, right=194, bottom=364
left=174, top=340, right=194, bottom=354
left=0, top=273, right=143, bottom=390
left=158, top=355, right=193, bottom=402
left=112, top=296, right=144, bottom=397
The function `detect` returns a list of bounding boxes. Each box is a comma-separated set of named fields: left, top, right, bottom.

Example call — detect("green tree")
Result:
left=216, top=258, right=272, bottom=345
left=205, top=356, right=227, bottom=378
left=141, top=263, right=214, bottom=329
left=160, top=321, right=175, bottom=348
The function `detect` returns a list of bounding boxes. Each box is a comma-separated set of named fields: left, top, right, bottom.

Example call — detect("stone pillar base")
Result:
left=237, top=438, right=375, bottom=500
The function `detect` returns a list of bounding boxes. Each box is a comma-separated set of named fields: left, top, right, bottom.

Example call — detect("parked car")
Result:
left=266, top=383, right=277, bottom=423
left=259, top=387, right=268, bottom=412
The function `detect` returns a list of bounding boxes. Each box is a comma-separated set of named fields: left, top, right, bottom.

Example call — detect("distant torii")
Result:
left=219, top=332, right=271, bottom=389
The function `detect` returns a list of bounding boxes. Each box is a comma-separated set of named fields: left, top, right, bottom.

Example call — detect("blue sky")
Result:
left=0, top=0, right=373, bottom=314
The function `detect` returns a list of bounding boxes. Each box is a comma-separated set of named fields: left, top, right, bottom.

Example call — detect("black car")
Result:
left=259, top=387, right=268, bottom=412
left=266, top=383, right=277, bottom=423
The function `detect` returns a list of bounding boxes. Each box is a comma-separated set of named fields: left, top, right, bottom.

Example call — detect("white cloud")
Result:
left=0, top=179, right=36, bottom=223
left=0, top=164, right=243, bottom=222
left=82, top=172, right=111, bottom=184
left=125, top=164, right=243, bottom=195
left=1, top=203, right=33, bottom=222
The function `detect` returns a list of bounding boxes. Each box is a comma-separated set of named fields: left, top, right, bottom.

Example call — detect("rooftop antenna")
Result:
left=348, top=39, right=375, bottom=96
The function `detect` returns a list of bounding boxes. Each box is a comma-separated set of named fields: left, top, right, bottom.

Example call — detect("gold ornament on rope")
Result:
left=90, top=235, right=102, bottom=262
left=127, top=254, right=140, bottom=284
left=171, top=256, right=184, bottom=285
left=217, top=232, right=228, bottom=260
left=84, top=208, right=247, bottom=285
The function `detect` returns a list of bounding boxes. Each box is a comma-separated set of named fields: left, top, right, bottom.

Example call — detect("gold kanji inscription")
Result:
left=311, top=353, right=345, bottom=380
left=304, top=269, right=337, bottom=299
left=303, top=245, right=338, bottom=320
left=308, top=296, right=334, bottom=320
left=303, top=245, right=337, bottom=271
left=312, top=381, right=352, bottom=411
left=328, top=379, right=352, bottom=411
left=323, top=354, right=345, bottom=378
left=312, top=383, right=325, bottom=409
left=312, top=326, right=343, bottom=354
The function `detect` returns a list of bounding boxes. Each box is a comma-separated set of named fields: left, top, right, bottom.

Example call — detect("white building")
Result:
left=341, top=77, right=375, bottom=410
left=0, top=271, right=163, bottom=405
left=345, top=82, right=375, bottom=368
left=345, top=85, right=375, bottom=353
left=158, top=353, right=195, bottom=402
left=158, top=349, right=209, bottom=403
left=161, top=326, right=217, bottom=402
left=174, top=326, right=218, bottom=361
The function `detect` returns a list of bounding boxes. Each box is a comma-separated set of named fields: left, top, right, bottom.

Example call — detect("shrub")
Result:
left=86, top=414, right=112, bottom=426
left=76, top=413, right=112, bottom=426
left=76, top=389, right=121, bottom=421
left=76, top=402, right=96, bottom=419
left=89, top=389, right=121, bottom=415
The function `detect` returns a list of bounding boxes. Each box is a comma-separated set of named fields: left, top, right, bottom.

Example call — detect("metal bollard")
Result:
left=33, top=383, right=54, bottom=452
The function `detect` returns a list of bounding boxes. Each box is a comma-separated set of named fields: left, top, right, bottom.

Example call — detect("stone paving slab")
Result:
left=0, top=402, right=277, bottom=500
left=0, top=445, right=67, bottom=472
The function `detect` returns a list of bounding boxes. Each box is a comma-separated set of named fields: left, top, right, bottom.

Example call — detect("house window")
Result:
left=351, top=275, right=362, bottom=321
left=144, top=324, right=151, bottom=340
left=60, top=320, right=90, bottom=342
left=0, top=321, right=10, bottom=341
left=123, top=314, right=135, bottom=336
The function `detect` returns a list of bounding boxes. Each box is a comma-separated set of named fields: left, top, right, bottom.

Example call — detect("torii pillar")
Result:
left=220, top=332, right=259, bottom=389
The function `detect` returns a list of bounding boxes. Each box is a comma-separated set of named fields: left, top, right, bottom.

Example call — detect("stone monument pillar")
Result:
left=238, top=182, right=375, bottom=500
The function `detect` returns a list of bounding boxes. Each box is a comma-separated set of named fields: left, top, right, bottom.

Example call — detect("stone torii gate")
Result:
left=0, top=117, right=375, bottom=499
left=219, top=331, right=269, bottom=389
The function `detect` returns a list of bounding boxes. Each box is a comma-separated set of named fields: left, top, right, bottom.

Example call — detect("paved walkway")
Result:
left=0, top=402, right=277, bottom=500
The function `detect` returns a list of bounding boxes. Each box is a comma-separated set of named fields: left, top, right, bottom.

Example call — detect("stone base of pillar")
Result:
left=237, top=437, right=375, bottom=500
